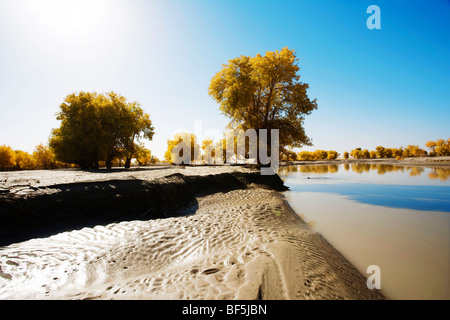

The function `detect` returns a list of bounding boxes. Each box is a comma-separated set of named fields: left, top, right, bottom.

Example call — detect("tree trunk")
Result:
left=256, top=130, right=262, bottom=167
left=106, top=153, right=113, bottom=170
left=124, top=157, right=131, bottom=169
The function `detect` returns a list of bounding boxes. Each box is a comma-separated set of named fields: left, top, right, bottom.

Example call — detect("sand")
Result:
left=0, top=166, right=384, bottom=300
left=0, top=165, right=257, bottom=190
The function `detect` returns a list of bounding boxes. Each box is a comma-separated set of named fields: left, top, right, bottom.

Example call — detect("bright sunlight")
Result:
left=5, top=0, right=125, bottom=60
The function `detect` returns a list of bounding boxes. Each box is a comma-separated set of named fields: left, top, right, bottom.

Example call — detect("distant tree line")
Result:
left=0, top=142, right=160, bottom=171
left=296, top=150, right=339, bottom=161
left=345, top=146, right=426, bottom=160
left=257, top=149, right=339, bottom=162
left=345, top=140, right=450, bottom=160
left=279, top=138, right=450, bottom=163
left=0, top=144, right=68, bottom=171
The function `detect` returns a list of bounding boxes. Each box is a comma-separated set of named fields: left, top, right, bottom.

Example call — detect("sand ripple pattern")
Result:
left=0, top=187, right=383, bottom=300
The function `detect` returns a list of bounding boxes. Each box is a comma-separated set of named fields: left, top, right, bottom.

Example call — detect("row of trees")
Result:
left=284, top=139, right=450, bottom=162
left=163, top=137, right=450, bottom=164
left=164, top=131, right=255, bottom=165
left=18, top=50, right=450, bottom=170
left=343, top=139, right=450, bottom=160
left=346, top=145, right=428, bottom=160
left=162, top=131, right=341, bottom=164
left=0, top=143, right=160, bottom=171
left=160, top=47, right=320, bottom=167
left=0, top=144, right=66, bottom=171
left=4, top=47, right=318, bottom=171
left=276, top=139, right=450, bottom=163
left=11, top=49, right=448, bottom=170
left=297, top=150, right=339, bottom=161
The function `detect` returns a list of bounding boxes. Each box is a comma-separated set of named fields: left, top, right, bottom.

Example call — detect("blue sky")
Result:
left=0, top=0, right=449, bottom=159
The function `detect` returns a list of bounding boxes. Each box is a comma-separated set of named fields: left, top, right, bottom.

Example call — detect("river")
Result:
left=278, top=163, right=450, bottom=300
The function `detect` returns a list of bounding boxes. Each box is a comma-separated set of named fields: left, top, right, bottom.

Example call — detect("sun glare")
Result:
left=22, top=0, right=109, bottom=36
left=6, top=0, right=124, bottom=60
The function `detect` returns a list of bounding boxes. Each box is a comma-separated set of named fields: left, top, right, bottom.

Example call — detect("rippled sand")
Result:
left=0, top=183, right=383, bottom=300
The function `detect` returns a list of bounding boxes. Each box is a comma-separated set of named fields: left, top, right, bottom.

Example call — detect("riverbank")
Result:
left=0, top=167, right=383, bottom=300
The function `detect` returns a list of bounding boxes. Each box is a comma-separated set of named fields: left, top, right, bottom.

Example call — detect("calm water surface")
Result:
left=278, top=164, right=450, bottom=300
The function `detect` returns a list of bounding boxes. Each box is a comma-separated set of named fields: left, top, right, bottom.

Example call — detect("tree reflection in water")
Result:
left=279, top=163, right=450, bottom=181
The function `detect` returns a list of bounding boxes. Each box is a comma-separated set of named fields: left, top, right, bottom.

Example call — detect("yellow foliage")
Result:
left=14, top=150, right=36, bottom=170
left=297, top=150, right=339, bottom=161
left=33, top=144, right=58, bottom=169
left=360, top=149, right=370, bottom=159
left=134, top=143, right=152, bottom=166
left=0, top=145, right=16, bottom=170
left=434, top=139, right=450, bottom=156
left=49, top=91, right=154, bottom=169
left=350, top=145, right=428, bottom=159
left=208, top=47, right=317, bottom=161
left=164, top=133, right=201, bottom=164
left=350, top=148, right=362, bottom=159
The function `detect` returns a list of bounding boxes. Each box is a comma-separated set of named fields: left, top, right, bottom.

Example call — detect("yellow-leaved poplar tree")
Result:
left=209, top=47, right=317, bottom=165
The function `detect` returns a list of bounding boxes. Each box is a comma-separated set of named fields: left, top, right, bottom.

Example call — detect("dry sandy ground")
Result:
left=0, top=165, right=254, bottom=191
left=0, top=167, right=383, bottom=300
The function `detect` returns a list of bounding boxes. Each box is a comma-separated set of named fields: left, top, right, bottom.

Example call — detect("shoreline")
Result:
left=0, top=167, right=383, bottom=300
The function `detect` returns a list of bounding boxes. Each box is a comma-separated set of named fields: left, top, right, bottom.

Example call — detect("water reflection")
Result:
left=280, top=164, right=340, bottom=174
left=279, top=163, right=450, bottom=181
left=428, top=168, right=450, bottom=181
left=279, top=164, right=450, bottom=212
